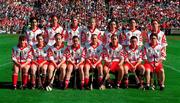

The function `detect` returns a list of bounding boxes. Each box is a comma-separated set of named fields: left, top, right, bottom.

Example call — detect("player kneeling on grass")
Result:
left=31, top=34, right=49, bottom=89
left=64, top=36, right=85, bottom=89
left=103, top=35, right=124, bottom=89
left=144, top=33, right=166, bottom=90
left=84, top=34, right=104, bottom=90
left=47, top=33, right=67, bottom=89
left=124, top=36, right=145, bottom=89
left=12, top=35, right=32, bottom=90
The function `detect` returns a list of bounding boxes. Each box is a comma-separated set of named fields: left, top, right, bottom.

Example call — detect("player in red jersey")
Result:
left=46, top=15, right=65, bottom=46
left=47, top=33, right=67, bottom=89
left=84, top=34, right=104, bottom=90
left=64, top=36, right=85, bottom=89
left=31, top=34, right=49, bottom=89
left=12, top=35, right=32, bottom=90
left=144, top=33, right=166, bottom=90
left=26, top=17, right=43, bottom=46
left=124, top=36, right=145, bottom=89
left=103, top=35, right=124, bottom=89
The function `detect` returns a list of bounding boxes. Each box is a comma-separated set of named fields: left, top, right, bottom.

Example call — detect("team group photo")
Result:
left=0, top=0, right=179, bottom=103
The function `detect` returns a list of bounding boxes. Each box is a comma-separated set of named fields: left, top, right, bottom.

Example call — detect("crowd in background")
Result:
left=0, top=0, right=179, bottom=34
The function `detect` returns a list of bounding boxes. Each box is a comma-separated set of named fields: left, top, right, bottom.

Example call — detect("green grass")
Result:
left=0, top=34, right=180, bottom=103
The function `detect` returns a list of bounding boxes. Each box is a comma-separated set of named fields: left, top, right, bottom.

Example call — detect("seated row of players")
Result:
left=12, top=31, right=166, bottom=90
left=12, top=15, right=167, bottom=90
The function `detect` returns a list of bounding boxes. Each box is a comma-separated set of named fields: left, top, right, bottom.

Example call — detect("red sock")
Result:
left=22, top=74, right=28, bottom=86
left=31, top=75, right=36, bottom=86
left=12, top=74, right=18, bottom=86
left=81, top=80, right=84, bottom=87
left=117, top=80, right=121, bottom=85
left=98, top=77, right=103, bottom=85
left=158, top=81, right=162, bottom=86
left=85, top=78, right=89, bottom=86
left=125, top=80, right=129, bottom=85
left=65, top=80, right=69, bottom=88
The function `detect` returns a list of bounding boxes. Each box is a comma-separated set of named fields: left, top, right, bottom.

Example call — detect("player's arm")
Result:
left=135, top=49, right=143, bottom=68
left=64, top=47, right=75, bottom=66
left=94, top=57, right=102, bottom=67
left=47, top=48, right=58, bottom=68
left=155, top=47, right=166, bottom=66
left=103, top=47, right=111, bottom=67
left=58, top=56, right=66, bottom=68
left=76, top=48, right=85, bottom=67
left=12, top=48, right=21, bottom=66
left=21, top=49, right=32, bottom=68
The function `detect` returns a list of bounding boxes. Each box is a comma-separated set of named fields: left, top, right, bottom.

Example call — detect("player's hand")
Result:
left=92, top=64, right=96, bottom=69
left=155, top=62, right=159, bottom=67
left=76, top=64, right=80, bottom=69
left=19, top=65, right=23, bottom=69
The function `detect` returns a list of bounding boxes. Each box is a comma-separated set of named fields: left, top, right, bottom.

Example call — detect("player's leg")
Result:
left=79, top=64, right=84, bottom=89
left=47, top=63, right=55, bottom=86
left=22, top=65, right=30, bottom=89
left=144, top=63, right=152, bottom=89
left=103, top=65, right=112, bottom=88
left=84, top=63, right=91, bottom=88
left=117, top=63, right=124, bottom=88
left=41, top=64, right=48, bottom=87
left=156, top=64, right=165, bottom=90
left=64, top=63, right=73, bottom=89
left=12, top=64, right=19, bottom=89
left=97, top=63, right=103, bottom=88
left=124, top=63, right=130, bottom=88
left=136, top=64, right=145, bottom=88
left=30, top=63, right=37, bottom=89
left=59, top=63, right=67, bottom=88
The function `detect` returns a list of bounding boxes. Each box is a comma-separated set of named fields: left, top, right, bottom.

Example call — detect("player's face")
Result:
left=152, top=21, right=159, bottom=30
left=37, top=36, right=44, bottom=44
left=130, top=20, right=136, bottom=28
left=52, top=17, right=58, bottom=25
left=19, top=39, right=27, bottom=47
left=91, top=35, right=98, bottom=43
left=31, top=19, right=38, bottom=27
left=111, top=36, right=118, bottom=45
left=55, top=35, right=62, bottom=43
left=72, top=18, right=78, bottom=27
left=110, top=22, right=117, bottom=31
left=73, top=38, right=79, bottom=47
left=130, top=38, right=137, bottom=47
left=150, top=36, right=157, bottom=44
left=89, top=19, right=96, bottom=28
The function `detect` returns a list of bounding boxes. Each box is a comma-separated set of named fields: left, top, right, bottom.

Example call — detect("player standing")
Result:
left=122, top=18, right=143, bottom=47
left=26, top=17, right=43, bottom=46
left=46, top=15, right=65, bottom=46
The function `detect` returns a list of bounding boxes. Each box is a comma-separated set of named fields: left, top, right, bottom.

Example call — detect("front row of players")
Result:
left=12, top=33, right=166, bottom=90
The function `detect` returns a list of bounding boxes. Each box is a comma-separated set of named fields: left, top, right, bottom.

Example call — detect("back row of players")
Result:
left=12, top=16, right=167, bottom=90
